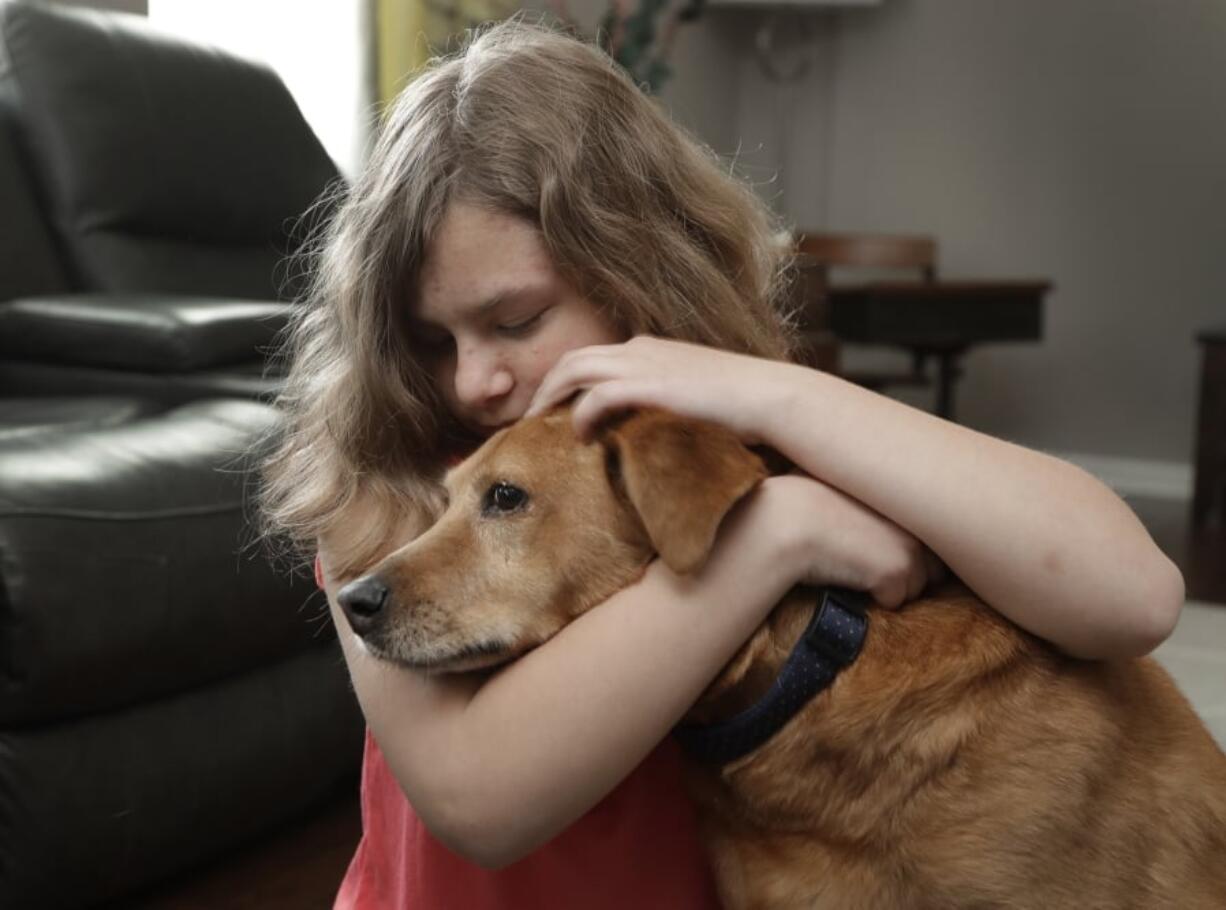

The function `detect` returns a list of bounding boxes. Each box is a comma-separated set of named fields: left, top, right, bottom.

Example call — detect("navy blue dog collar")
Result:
left=673, top=586, right=870, bottom=765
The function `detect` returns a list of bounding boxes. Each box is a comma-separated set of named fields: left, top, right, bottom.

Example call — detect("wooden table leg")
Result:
left=916, top=345, right=966, bottom=422
left=1193, top=336, right=1226, bottom=531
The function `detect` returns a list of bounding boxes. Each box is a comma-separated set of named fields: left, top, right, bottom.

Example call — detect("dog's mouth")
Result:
left=375, top=637, right=525, bottom=676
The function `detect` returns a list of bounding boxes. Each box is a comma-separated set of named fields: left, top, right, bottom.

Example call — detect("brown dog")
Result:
left=338, top=408, right=1226, bottom=909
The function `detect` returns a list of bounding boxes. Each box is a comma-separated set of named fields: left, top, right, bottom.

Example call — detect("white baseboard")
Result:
left=1051, top=452, right=1193, bottom=501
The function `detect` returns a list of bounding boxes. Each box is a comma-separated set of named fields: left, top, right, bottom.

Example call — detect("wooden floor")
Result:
left=122, top=789, right=362, bottom=910
left=122, top=495, right=1224, bottom=910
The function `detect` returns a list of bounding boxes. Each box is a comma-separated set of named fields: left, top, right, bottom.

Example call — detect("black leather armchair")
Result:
left=0, top=4, right=364, bottom=907
left=0, top=0, right=340, bottom=400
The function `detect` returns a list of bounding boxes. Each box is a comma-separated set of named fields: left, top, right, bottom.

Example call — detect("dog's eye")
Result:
left=483, top=482, right=528, bottom=515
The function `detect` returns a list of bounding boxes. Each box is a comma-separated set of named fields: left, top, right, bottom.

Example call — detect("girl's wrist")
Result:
left=743, top=359, right=809, bottom=447
left=753, top=475, right=825, bottom=584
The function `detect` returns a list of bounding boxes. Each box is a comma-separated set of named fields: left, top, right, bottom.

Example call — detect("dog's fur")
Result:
left=340, top=408, right=1226, bottom=908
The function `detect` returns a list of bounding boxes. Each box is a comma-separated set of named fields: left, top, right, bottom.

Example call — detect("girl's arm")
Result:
left=320, top=473, right=928, bottom=869
left=758, top=367, right=1184, bottom=658
left=527, top=338, right=1185, bottom=659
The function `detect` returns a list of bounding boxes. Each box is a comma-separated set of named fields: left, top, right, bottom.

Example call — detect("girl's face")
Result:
left=412, top=202, right=626, bottom=436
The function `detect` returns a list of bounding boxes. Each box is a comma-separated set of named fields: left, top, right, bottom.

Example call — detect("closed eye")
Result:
left=496, top=308, right=546, bottom=338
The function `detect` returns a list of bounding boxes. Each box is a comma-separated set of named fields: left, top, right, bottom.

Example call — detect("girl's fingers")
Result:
left=528, top=337, right=759, bottom=439
left=526, top=347, right=628, bottom=416
left=571, top=379, right=660, bottom=439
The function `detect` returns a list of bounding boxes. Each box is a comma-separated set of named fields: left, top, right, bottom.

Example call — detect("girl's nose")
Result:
left=454, top=343, right=514, bottom=408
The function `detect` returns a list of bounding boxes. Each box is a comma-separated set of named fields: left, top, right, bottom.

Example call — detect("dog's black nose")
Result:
left=337, top=575, right=390, bottom=636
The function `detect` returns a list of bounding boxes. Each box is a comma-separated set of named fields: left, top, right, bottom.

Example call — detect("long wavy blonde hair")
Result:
left=259, top=16, right=800, bottom=573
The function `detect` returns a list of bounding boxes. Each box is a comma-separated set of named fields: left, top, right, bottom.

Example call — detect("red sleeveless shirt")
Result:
left=319, top=559, right=722, bottom=909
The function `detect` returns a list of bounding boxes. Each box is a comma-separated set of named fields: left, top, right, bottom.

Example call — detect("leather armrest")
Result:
left=0, top=293, right=292, bottom=372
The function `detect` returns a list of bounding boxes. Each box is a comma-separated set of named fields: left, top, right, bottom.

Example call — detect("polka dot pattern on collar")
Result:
left=674, top=587, right=870, bottom=765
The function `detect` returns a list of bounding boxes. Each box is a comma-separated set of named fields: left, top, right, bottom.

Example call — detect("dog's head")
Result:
left=336, top=407, right=767, bottom=673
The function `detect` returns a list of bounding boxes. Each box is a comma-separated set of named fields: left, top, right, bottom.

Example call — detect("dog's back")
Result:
left=684, top=584, right=1226, bottom=909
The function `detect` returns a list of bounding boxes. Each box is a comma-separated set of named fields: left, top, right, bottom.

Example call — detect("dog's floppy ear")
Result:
left=601, top=409, right=768, bottom=574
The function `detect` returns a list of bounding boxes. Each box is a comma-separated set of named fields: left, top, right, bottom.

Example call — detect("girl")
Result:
left=260, top=18, right=1184, bottom=909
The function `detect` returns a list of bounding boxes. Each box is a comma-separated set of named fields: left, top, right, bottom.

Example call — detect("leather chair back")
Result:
left=0, top=1, right=342, bottom=301
left=0, top=79, right=71, bottom=304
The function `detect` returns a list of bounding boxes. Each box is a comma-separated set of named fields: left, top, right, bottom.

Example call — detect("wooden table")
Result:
left=825, top=280, right=1051, bottom=420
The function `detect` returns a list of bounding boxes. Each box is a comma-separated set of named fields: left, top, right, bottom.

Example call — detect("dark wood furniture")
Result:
left=793, top=230, right=1050, bottom=421
left=795, top=231, right=940, bottom=397
left=1193, top=327, right=1226, bottom=531
left=797, top=232, right=937, bottom=281
left=826, top=280, right=1050, bottom=420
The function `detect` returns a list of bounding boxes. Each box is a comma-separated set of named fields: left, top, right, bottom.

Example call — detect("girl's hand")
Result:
left=760, top=473, right=945, bottom=609
left=525, top=336, right=794, bottom=443
left=526, top=336, right=943, bottom=605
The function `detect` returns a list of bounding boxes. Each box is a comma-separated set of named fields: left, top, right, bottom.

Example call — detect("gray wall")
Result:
left=826, top=0, right=1226, bottom=466
left=51, top=2, right=1224, bottom=469
left=661, top=0, right=1226, bottom=475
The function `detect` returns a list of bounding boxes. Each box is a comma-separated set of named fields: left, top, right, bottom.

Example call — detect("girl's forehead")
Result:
left=414, top=203, right=557, bottom=322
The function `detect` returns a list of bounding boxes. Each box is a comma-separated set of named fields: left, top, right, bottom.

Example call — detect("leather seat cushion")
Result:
left=0, top=294, right=293, bottom=372
left=0, top=396, right=162, bottom=441
left=0, top=398, right=322, bottom=725
left=0, top=359, right=284, bottom=407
